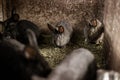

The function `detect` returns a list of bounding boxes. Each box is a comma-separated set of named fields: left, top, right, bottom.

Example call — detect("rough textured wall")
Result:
left=0, top=0, right=3, bottom=21
left=7, top=0, right=104, bottom=33
left=0, top=0, right=3, bottom=32
left=103, top=0, right=120, bottom=72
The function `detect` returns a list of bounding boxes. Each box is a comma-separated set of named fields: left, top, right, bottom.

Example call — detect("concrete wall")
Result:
left=0, top=0, right=3, bottom=32
left=103, top=0, right=120, bottom=72
left=6, top=0, right=104, bottom=33
left=0, top=0, right=3, bottom=21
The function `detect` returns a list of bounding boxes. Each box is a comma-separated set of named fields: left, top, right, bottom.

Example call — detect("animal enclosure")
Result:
left=0, top=0, right=105, bottom=68
left=1, top=0, right=120, bottom=80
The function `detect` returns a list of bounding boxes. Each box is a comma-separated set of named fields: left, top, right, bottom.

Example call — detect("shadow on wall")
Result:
left=5, top=0, right=105, bottom=32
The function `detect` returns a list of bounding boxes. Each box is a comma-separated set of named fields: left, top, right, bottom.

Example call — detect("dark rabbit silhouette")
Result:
left=0, top=29, right=51, bottom=80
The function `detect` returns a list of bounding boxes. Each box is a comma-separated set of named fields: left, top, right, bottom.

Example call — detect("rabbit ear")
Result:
left=4, top=38, right=25, bottom=51
left=47, top=23, right=56, bottom=33
left=26, top=29, right=39, bottom=49
left=12, top=14, right=20, bottom=21
left=3, top=38, right=37, bottom=60
left=11, top=8, right=20, bottom=21
left=11, top=8, right=16, bottom=16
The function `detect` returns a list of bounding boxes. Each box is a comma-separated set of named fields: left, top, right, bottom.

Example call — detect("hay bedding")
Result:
left=39, top=34, right=104, bottom=69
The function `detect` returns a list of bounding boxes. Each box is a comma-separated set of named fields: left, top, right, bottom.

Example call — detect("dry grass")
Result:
left=39, top=34, right=104, bottom=69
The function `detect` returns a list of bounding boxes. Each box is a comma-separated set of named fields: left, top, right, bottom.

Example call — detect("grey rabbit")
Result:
left=47, top=20, right=73, bottom=47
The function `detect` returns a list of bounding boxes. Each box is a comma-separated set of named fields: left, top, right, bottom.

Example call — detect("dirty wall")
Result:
left=0, top=0, right=3, bottom=31
left=103, top=0, right=120, bottom=72
left=0, top=0, right=3, bottom=21
left=3, top=0, right=104, bottom=33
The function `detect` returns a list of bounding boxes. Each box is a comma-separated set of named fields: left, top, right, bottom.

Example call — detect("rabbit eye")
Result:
left=54, top=26, right=64, bottom=34
left=92, top=20, right=97, bottom=27
left=58, top=26, right=64, bottom=33
left=90, top=19, right=97, bottom=27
